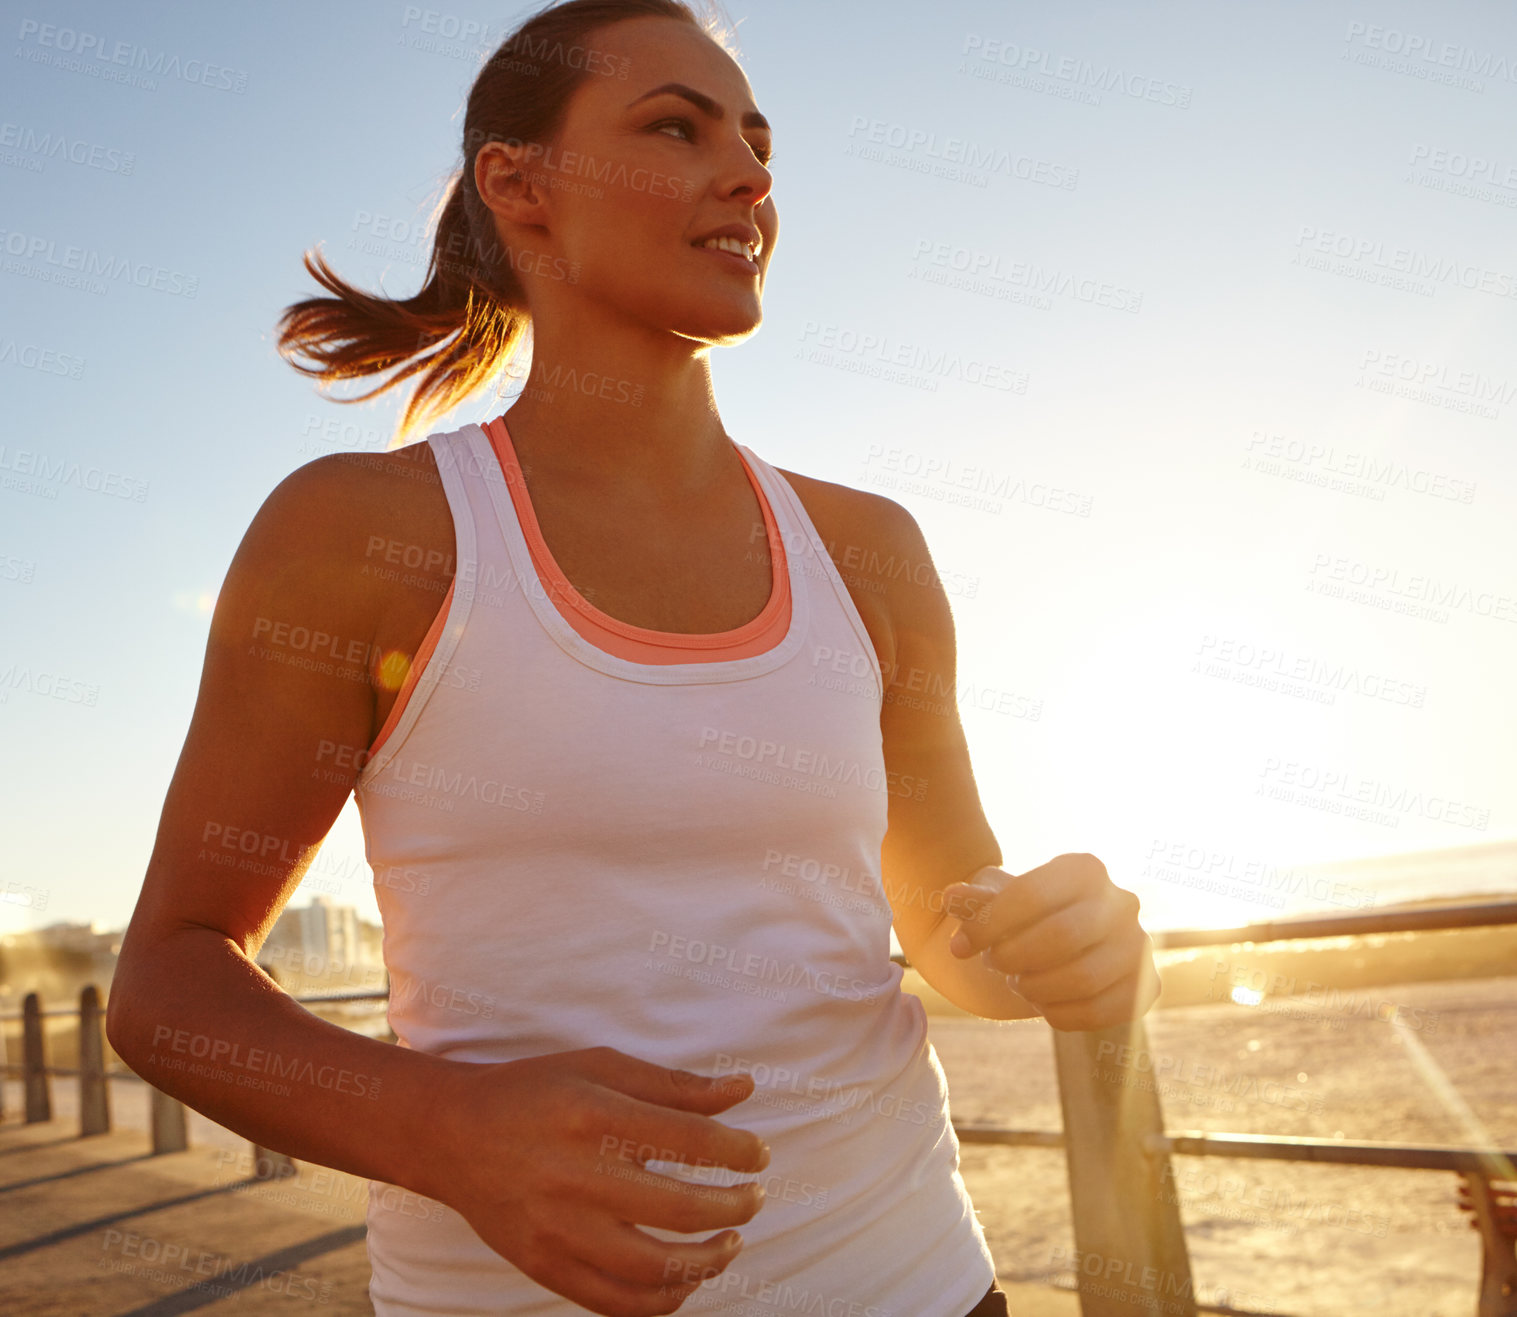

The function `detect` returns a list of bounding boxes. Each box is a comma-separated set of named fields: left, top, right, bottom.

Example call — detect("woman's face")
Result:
left=481, top=15, right=777, bottom=347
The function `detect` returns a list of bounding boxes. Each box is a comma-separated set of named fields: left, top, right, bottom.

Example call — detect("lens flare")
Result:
left=375, top=650, right=412, bottom=692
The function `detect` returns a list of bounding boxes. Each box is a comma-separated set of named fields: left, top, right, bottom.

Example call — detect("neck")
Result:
left=501, top=323, right=736, bottom=501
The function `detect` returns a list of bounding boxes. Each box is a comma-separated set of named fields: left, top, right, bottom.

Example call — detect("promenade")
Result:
left=0, top=1115, right=373, bottom=1315
left=0, top=1085, right=1080, bottom=1316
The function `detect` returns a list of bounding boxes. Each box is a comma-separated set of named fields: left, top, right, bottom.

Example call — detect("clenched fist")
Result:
left=941, top=853, right=1162, bottom=1031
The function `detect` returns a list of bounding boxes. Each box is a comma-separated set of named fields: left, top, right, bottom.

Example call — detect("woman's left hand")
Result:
left=941, top=853, right=1162, bottom=1031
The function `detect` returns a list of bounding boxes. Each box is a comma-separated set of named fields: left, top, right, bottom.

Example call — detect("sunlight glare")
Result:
left=375, top=649, right=412, bottom=692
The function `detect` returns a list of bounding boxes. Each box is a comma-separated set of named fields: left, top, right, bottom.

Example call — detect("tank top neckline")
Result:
left=473, top=420, right=812, bottom=683
left=483, top=414, right=788, bottom=649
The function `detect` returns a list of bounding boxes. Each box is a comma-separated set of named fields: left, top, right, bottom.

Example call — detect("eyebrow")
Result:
left=627, top=82, right=770, bottom=132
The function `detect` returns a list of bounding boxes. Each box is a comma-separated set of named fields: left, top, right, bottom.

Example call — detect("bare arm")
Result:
left=868, top=499, right=1042, bottom=1020
left=107, top=451, right=468, bottom=1201
left=871, top=500, right=1160, bottom=1030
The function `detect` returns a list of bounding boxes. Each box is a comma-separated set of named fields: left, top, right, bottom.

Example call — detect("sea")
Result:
left=1279, top=836, right=1517, bottom=913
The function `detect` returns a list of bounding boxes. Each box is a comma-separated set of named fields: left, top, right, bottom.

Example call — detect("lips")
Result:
left=690, top=223, right=763, bottom=260
left=693, top=242, right=760, bottom=273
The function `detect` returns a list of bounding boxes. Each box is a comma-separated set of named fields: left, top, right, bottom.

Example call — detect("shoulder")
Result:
left=770, top=464, right=955, bottom=681
left=283, top=438, right=446, bottom=507
left=773, top=464, right=924, bottom=559
left=227, top=440, right=455, bottom=625
left=253, top=441, right=448, bottom=558
left=772, top=464, right=945, bottom=601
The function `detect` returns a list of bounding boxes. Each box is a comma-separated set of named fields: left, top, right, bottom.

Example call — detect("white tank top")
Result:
left=352, top=422, right=997, bottom=1316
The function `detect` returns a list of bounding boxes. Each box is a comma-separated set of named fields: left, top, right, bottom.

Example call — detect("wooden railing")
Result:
left=0, top=981, right=344, bottom=1179
left=933, top=898, right=1517, bottom=1317
left=4, top=899, right=1516, bottom=1315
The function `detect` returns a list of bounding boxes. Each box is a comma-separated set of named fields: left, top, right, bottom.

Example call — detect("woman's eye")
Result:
left=652, top=118, right=696, bottom=142
left=651, top=118, right=774, bottom=167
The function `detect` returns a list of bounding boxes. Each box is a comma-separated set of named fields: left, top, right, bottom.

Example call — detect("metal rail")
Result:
left=5, top=897, right=1516, bottom=1314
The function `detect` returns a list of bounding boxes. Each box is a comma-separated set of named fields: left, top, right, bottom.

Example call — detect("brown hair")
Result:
left=275, top=0, right=737, bottom=448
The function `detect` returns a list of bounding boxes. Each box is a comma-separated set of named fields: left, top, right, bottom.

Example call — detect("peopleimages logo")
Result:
left=1343, top=21, right=1517, bottom=84
left=1142, top=840, right=1377, bottom=911
left=959, top=33, right=1193, bottom=108
left=696, top=725, right=926, bottom=800
left=1258, top=756, right=1490, bottom=831
left=363, top=750, right=546, bottom=814
left=14, top=19, right=251, bottom=93
left=1292, top=225, right=1517, bottom=299
left=0, top=228, right=199, bottom=297
left=0, top=122, right=135, bottom=173
left=0, top=444, right=148, bottom=499
left=1194, top=634, right=1427, bottom=708
left=845, top=114, right=1080, bottom=191
left=646, top=930, right=874, bottom=1003
left=148, top=1025, right=382, bottom=1099
left=711, top=1052, right=936, bottom=1128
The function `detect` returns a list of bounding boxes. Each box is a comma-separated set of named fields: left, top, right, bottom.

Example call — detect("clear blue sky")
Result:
left=3, top=0, right=1514, bottom=935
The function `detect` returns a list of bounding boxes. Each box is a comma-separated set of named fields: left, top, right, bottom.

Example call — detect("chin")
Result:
left=698, top=312, right=763, bottom=343
left=675, top=293, right=764, bottom=342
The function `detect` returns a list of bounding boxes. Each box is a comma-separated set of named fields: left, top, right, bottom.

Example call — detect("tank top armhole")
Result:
left=761, top=458, right=884, bottom=700
left=365, top=577, right=455, bottom=761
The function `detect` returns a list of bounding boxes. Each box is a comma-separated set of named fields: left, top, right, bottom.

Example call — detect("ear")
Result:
left=474, top=141, right=551, bottom=226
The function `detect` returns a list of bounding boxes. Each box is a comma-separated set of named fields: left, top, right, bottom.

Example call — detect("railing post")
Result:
left=1051, top=1014, right=1196, bottom=1317
left=1461, top=1171, right=1517, bottom=1317
left=78, top=985, right=111, bottom=1136
left=150, top=1086, right=190, bottom=1153
left=22, top=992, right=51, bottom=1123
left=249, top=962, right=296, bottom=1180
left=251, top=1145, right=298, bottom=1180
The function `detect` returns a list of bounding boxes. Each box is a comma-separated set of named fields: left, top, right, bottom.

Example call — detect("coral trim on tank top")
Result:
left=483, top=414, right=790, bottom=663
left=365, top=418, right=793, bottom=761
left=366, top=578, right=454, bottom=763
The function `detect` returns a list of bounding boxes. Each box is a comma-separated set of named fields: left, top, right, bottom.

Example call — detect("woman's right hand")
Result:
left=423, top=1045, right=770, bottom=1316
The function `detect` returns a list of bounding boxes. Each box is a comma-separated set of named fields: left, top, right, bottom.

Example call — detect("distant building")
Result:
left=0, top=921, right=121, bottom=1008
left=257, top=897, right=384, bottom=993
left=265, top=895, right=359, bottom=968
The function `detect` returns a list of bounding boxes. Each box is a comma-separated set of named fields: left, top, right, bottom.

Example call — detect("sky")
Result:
left=2, top=0, right=1515, bottom=937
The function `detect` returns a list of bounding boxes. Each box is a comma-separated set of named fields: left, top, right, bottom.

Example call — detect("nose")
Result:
left=716, top=138, right=773, bottom=210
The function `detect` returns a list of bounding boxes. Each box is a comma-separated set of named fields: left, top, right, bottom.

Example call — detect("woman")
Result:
left=107, top=2, right=1160, bottom=1314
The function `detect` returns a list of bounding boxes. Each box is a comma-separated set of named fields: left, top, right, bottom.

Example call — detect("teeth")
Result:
left=698, top=235, right=756, bottom=260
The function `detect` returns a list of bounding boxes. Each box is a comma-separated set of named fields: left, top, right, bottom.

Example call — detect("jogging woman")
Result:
left=108, top=3, right=1161, bottom=1314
